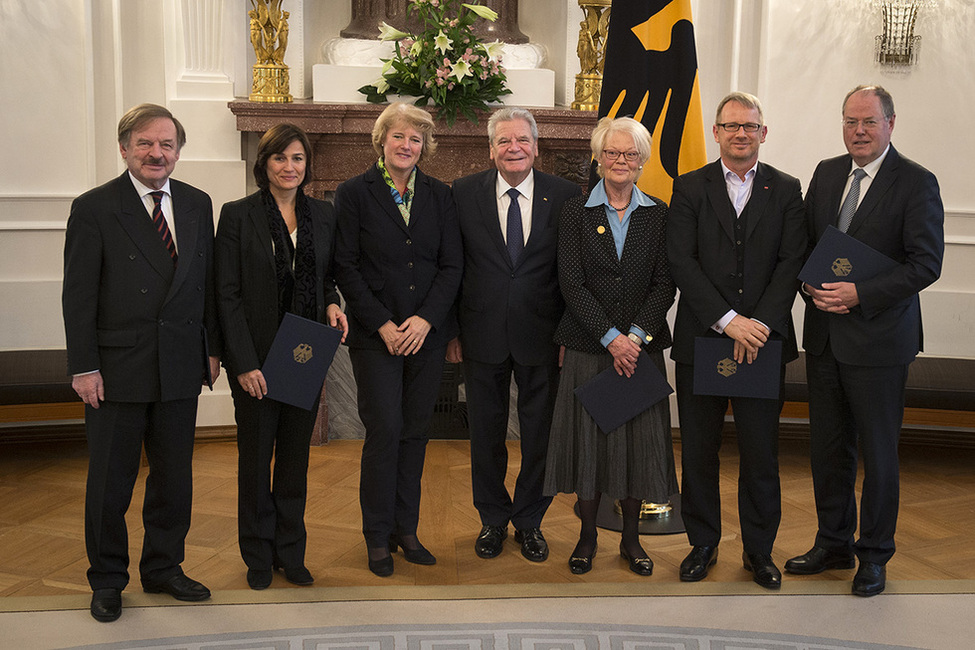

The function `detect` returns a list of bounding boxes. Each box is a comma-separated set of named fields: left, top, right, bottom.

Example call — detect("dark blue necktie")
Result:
left=506, top=187, right=523, bottom=265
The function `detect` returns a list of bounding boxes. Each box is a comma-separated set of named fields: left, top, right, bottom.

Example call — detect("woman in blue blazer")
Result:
left=216, top=124, right=348, bottom=590
left=334, top=103, right=463, bottom=576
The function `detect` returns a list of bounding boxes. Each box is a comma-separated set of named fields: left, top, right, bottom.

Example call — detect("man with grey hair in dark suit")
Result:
left=449, top=107, right=581, bottom=563
left=63, top=103, right=222, bottom=622
left=786, top=85, right=943, bottom=597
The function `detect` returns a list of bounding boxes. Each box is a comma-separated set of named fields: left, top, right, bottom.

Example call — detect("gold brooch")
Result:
left=597, top=225, right=606, bottom=234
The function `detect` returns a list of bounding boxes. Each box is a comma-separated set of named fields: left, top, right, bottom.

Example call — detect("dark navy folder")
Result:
left=262, top=312, right=343, bottom=410
left=692, top=337, right=782, bottom=400
left=574, top=350, right=674, bottom=434
left=798, top=225, right=898, bottom=289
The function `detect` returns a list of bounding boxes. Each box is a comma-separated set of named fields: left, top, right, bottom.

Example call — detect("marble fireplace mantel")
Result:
left=228, top=100, right=599, bottom=195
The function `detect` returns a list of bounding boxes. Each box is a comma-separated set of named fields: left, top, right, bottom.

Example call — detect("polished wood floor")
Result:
left=1, top=436, right=974, bottom=597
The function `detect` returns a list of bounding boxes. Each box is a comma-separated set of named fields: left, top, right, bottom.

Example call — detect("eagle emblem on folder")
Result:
left=293, top=343, right=313, bottom=363
left=717, top=358, right=737, bottom=377
left=831, top=257, right=853, bottom=276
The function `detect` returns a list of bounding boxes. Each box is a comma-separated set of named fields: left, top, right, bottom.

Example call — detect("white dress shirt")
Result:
left=129, top=172, right=177, bottom=253
left=712, top=160, right=766, bottom=334
left=840, top=144, right=890, bottom=213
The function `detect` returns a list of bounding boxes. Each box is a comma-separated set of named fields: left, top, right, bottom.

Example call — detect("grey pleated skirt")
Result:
left=543, top=348, right=678, bottom=502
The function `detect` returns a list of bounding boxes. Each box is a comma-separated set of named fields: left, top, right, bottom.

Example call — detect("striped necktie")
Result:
left=149, top=191, right=178, bottom=262
left=837, top=168, right=867, bottom=233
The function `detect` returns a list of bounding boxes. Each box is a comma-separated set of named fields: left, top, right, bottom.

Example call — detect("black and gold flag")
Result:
left=596, top=0, right=707, bottom=201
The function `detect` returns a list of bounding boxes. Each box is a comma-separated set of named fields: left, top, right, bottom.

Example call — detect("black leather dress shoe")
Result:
left=784, top=545, right=856, bottom=575
left=514, top=528, right=549, bottom=562
left=475, top=525, right=507, bottom=558
left=619, top=543, right=653, bottom=576
left=852, top=561, right=886, bottom=597
left=142, top=573, right=211, bottom=601
left=390, top=535, right=437, bottom=565
left=90, top=588, right=121, bottom=622
left=279, top=565, right=315, bottom=585
left=569, top=547, right=596, bottom=574
left=742, top=552, right=782, bottom=590
left=679, top=545, right=718, bottom=582
left=246, top=568, right=273, bottom=590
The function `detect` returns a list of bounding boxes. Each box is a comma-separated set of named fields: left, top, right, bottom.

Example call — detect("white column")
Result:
left=173, top=0, right=235, bottom=100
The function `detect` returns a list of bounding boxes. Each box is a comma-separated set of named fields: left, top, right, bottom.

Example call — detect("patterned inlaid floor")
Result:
left=62, top=622, right=922, bottom=650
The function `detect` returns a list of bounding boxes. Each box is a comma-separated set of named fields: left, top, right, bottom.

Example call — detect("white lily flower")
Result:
left=484, top=40, right=505, bottom=61
left=434, top=30, right=453, bottom=54
left=378, top=21, right=410, bottom=42
left=410, top=40, right=423, bottom=57
left=463, top=3, right=499, bottom=21
left=375, top=77, right=390, bottom=94
left=450, top=59, right=473, bottom=82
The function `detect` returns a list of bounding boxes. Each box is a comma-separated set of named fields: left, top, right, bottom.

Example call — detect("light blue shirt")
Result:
left=585, top=180, right=656, bottom=348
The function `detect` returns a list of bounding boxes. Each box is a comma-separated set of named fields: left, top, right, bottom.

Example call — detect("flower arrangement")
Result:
left=358, top=0, right=511, bottom=126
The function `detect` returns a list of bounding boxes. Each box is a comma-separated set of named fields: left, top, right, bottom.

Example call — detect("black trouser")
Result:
left=350, top=345, right=445, bottom=548
left=84, top=397, right=198, bottom=590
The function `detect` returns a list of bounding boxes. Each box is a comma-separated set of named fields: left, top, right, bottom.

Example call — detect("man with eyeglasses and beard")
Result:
left=667, top=92, right=806, bottom=590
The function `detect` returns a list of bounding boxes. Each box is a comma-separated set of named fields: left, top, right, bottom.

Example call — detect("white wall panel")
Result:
left=0, top=0, right=91, bottom=195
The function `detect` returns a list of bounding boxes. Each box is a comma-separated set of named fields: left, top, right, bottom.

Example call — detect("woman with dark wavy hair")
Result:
left=215, top=123, right=347, bottom=590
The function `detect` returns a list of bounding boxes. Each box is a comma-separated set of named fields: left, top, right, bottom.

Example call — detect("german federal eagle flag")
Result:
left=596, top=0, right=707, bottom=202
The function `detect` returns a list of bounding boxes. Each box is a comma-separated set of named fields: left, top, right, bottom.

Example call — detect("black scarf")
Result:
left=262, top=189, right=317, bottom=322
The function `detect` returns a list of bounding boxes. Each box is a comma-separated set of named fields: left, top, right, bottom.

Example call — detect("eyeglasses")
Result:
left=843, top=118, right=885, bottom=130
left=602, top=149, right=641, bottom=162
left=716, top=122, right=762, bottom=133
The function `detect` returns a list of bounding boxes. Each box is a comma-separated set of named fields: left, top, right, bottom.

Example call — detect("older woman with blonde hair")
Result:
left=543, top=116, right=678, bottom=576
left=334, top=103, right=462, bottom=576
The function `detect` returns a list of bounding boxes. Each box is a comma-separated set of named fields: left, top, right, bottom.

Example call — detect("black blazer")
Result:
left=554, top=192, right=675, bottom=355
left=333, top=164, right=462, bottom=350
left=667, top=160, right=807, bottom=365
left=62, top=172, right=221, bottom=402
left=801, top=146, right=944, bottom=366
left=452, top=168, right=581, bottom=365
left=214, top=191, right=341, bottom=378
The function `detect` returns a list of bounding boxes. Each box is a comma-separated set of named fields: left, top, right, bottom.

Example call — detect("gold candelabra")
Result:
left=572, top=0, right=611, bottom=111
left=248, top=0, right=292, bottom=102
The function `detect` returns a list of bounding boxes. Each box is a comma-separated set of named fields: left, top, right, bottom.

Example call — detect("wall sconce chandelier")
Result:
left=872, top=0, right=936, bottom=67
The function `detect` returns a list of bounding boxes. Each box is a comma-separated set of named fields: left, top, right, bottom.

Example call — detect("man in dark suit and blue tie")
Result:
left=62, top=103, right=222, bottom=621
left=786, top=86, right=944, bottom=597
left=449, top=108, right=581, bottom=562
left=668, top=92, right=806, bottom=589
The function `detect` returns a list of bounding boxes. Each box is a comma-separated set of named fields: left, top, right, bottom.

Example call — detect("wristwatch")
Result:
left=627, top=332, right=643, bottom=346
